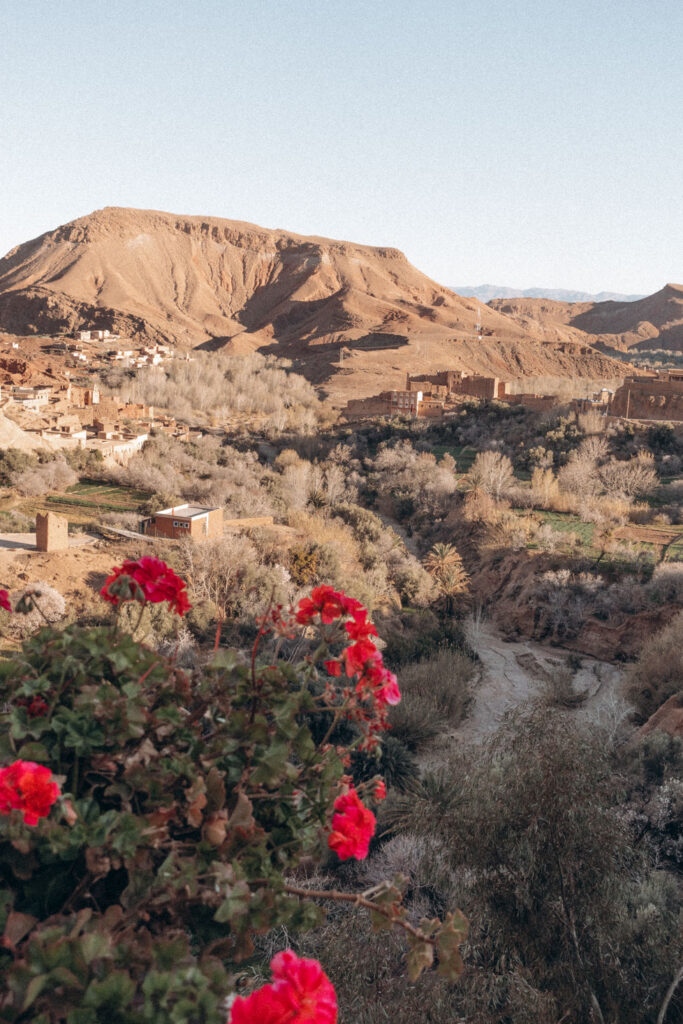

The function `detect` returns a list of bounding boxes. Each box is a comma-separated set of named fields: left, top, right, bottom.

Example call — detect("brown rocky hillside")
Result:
left=0, top=207, right=628, bottom=400
left=490, top=283, right=683, bottom=354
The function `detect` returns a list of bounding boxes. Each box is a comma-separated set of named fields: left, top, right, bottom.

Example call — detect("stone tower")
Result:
left=36, top=512, right=68, bottom=552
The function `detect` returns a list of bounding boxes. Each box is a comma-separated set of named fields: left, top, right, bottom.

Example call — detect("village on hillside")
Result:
left=3, top=327, right=683, bottom=484
left=0, top=331, right=200, bottom=465
left=345, top=367, right=683, bottom=423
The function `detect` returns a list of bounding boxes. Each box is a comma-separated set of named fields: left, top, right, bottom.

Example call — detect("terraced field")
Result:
left=21, top=480, right=151, bottom=525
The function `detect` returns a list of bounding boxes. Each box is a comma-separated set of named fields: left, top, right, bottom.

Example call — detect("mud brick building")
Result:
left=142, top=504, right=223, bottom=541
left=611, top=372, right=683, bottom=421
left=36, top=511, right=68, bottom=552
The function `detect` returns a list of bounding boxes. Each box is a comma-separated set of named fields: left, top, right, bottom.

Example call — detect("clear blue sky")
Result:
left=1, top=0, right=681, bottom=293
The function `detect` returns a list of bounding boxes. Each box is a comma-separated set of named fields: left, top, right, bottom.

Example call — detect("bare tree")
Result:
left=467, top=450, right=515, bottom=501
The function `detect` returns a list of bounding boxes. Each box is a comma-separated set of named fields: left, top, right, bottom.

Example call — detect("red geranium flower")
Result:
left=339, top=594, right=365, bottom=616
left=373, top=780, right=387, bottom=801
left=0, top=589, right=11, bottom=613
left=343, top=638, right=378, bottom=676
left=230, top=949, right=337, bottom=1023
left=27, top=696, right=49, bottom=718
left=344, top=612, right=378, bottom=642
left=358, top=653, right=401, bottom=706
left=327, top=785, right=376, bottom=861
left=100, top=557, right=191, bottom=616
left=0, top=760, right=59, bottom=826
left=295, top=585, right=345, bottom=625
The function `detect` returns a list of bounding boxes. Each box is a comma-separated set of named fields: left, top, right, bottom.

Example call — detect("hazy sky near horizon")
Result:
left=1, top=0, right=681, bottom=294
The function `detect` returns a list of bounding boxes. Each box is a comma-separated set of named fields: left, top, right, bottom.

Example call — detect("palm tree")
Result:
left=424, top=543, right=469, bottom=612
left=424, top=542, right=461, bottom=576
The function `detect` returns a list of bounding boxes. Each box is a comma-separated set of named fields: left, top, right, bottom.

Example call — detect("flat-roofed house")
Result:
left=142, top=504, right=223, bottom=541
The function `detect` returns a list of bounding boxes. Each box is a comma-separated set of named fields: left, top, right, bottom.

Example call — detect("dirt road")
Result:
left=459, top=620, right=628, bottom=742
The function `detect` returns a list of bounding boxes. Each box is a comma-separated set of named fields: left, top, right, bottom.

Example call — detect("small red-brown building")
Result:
left=142, top=504, right=223, bottom=541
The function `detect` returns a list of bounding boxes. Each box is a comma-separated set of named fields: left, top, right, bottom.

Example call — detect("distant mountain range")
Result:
left=488, top=284, right=683, bottom=353
left=452, top=285, right=646, bottom=303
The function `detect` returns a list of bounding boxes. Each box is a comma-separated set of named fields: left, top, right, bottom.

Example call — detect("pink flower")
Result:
left=230, top=949, right=337, bottom=1023
left=100, top=557, right=191, bottom=616
left=358, top=654, right=401, bottom=706
left=0, top=589, right=11, bottom=613
left=327, top=785, right=376, bottom=861
left=0, top=760, right=60, bottom=826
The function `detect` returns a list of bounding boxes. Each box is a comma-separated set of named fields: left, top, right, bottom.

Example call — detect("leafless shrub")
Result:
left=646, top=563, right=683, bottom=604
left=100, top=351, right=328, bottom=434
left=14, top=459, right=78, bottom=496
left=599, top=453, right=658, bottom=500
left=467, top=450, right=515, bottom=500
left=542, top=665, right=589, bottom=708
left=100, top=511, right=142, bottom=531
left=530, top=467, right=561, bottom=509
left=578, top=409, right=607, bottom=435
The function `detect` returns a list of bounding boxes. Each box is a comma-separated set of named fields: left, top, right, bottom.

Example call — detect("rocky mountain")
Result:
left=0, top=208, right=628, bottom=402
left=490, top=284, right=683, bottom=354
left=454, top=285, right=645, bottom=303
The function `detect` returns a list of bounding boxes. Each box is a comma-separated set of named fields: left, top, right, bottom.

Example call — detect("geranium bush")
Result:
left=0, top=567, right=467, bottom=1022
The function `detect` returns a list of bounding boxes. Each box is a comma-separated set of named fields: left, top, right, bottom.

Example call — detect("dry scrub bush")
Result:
left=101, top=510, right=142, bottom=531
left=332, top=503, right=437, bottom=608
left=118, top=438, right=278, bottom=518
left=627, top=609, right=683, bottom=720
left=599, top=452, right=658, bottom=500
left=13, top=458, right=77, bottom=496
left=7, top=582, right=66, bottom=637
left=362, top=834, right=460, bottom=918
left=388, top=649, right=474, bottom=750
left=559, top=445, right=659, bottom=513
left=578, top=409, right=607, bottom=435
left=533, top=522, right=565, bottom=553
left=276, top=895, right=456, bottom=1024
left=371, top=440, right=457, bottom=521
left=177, top=534, right=292, bottom=625
left=646, top=562, right=683, bottom=603
left=536, top=570, right=604, bottom=638
left=391, top=713, right=683, bottom=1024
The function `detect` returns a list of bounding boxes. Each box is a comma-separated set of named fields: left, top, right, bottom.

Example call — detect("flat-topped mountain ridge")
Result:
left=0, top=207, right=629, bottom=400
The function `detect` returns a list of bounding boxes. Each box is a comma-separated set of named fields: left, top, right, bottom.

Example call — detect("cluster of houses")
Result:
left=45, top=338, right=174, bottom=369
left=344, top=371, right=559, bottom=420
left=0, top=379, right=200, bottom=464
left=344, top=366, right=683, bottom=423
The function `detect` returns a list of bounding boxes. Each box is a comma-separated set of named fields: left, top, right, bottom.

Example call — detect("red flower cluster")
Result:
left=327, top=785, right=376, bottom=861
left=296, top=585, right=363, bottom=626
left=0, top=760, right=59, bottom=826
left=0, top=589, right=11, bottom=613
left=230, top=949, right=337, bottom=1024
left=17, top=694, right=49, bottom=718
left=295, top=587, right=401, bottom=710
left=100, top=557, right=191, bottom=616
